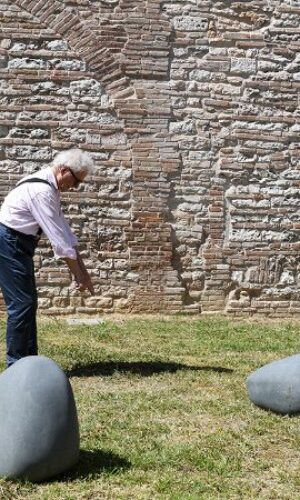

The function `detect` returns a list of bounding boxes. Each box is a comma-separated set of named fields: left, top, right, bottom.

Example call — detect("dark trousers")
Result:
left=0, top=223, right=38, bottom=367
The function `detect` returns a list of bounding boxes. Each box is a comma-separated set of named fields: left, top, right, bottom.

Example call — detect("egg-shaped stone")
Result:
left=246, top=354, right=300, bottom=415
left=0, top=356, right=79, bottom=481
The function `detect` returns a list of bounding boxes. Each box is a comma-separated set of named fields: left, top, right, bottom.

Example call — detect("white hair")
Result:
left=52, top=148, right=95, bottom=176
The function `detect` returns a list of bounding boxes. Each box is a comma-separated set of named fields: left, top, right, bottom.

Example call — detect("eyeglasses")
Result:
left=68, top=168, right=82, bottom=187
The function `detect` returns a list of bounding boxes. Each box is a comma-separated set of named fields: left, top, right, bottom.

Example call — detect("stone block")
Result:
left=173, top=16, right=208, bottom=32
left=247, top=354, right=300, bottom=414
left=0, top=356, right=79, bottom=481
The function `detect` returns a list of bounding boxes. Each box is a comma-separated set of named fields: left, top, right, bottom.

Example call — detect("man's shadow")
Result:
left=66, top=360, right=233, bottom=378
left=5, top=359, right=233, bottom=483
left=60, top=360, right=232, bottom=480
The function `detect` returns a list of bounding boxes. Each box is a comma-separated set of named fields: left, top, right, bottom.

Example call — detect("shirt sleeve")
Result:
left=30, top=189, right=77, bottom=259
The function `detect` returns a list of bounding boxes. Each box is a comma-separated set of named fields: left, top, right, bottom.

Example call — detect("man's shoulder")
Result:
left=18, top=168, right=57, bottom=191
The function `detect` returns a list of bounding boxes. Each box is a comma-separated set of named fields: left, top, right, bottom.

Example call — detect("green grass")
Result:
left=0, top=316, right=300, bottom=499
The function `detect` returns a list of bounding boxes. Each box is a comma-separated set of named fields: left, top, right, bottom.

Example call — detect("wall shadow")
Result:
left=66, top=360, right=233, bottom=378
left=58, top=449, right=131, bottom=481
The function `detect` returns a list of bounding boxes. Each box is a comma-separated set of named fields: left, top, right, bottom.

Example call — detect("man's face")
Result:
left=57, top=167, right=87, bottom=191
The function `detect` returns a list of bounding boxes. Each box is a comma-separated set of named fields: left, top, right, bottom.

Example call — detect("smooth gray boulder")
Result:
left=246, top=354, right=300, bottom=415
left=0, top=356, right=79, bottom=481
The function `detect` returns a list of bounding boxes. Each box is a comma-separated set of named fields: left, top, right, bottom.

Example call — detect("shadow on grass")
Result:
left=60, top=449, right=131, bottom=480
left=66, top=360, right=233, bottom=378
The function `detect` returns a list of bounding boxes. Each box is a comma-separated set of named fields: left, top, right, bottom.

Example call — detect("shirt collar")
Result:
left=48, top=167, right=58, bottom=190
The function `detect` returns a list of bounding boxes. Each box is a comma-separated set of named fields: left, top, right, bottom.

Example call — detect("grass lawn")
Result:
left=0, top=315, right=300, bottom=499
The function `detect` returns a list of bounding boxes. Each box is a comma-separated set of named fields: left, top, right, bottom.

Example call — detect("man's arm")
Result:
left=64, top=250, right=94, bottom=295
left=31, top=191, right=94, bottom=295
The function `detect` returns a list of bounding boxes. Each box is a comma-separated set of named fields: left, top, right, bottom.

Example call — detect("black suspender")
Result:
left=15, top=178, right=54, bottom=190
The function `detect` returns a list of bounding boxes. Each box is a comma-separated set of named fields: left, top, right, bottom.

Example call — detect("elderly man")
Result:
left=0, top=148, right=95, bottom=367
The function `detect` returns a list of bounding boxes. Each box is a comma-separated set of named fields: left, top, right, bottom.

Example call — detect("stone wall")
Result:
left=0, top=0, right=300, bottom=316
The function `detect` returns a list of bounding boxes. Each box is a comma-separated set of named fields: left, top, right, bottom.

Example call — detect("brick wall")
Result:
left=0, top=0, right=299, bottom=316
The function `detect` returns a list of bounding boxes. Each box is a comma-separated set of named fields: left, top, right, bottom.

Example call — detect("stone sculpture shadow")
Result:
left=58, top=449, right=131, bottom=481
left=66, top=360, right=233, bottom=378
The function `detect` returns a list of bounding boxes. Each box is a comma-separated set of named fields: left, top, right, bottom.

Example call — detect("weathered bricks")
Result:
left=0, top=0, right=298, bottom=315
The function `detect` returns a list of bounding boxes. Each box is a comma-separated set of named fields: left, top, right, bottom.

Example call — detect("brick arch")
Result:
left=11, top=0, right=134, bottom=95
left=8, top=0, right=183, bottom=312
left=11, top=0, right=173, bottom=92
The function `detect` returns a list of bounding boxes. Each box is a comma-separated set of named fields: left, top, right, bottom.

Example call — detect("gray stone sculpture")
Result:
left=246, top=354, right=300, bottom=415
left=0, top=356, right=79, bottom=481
